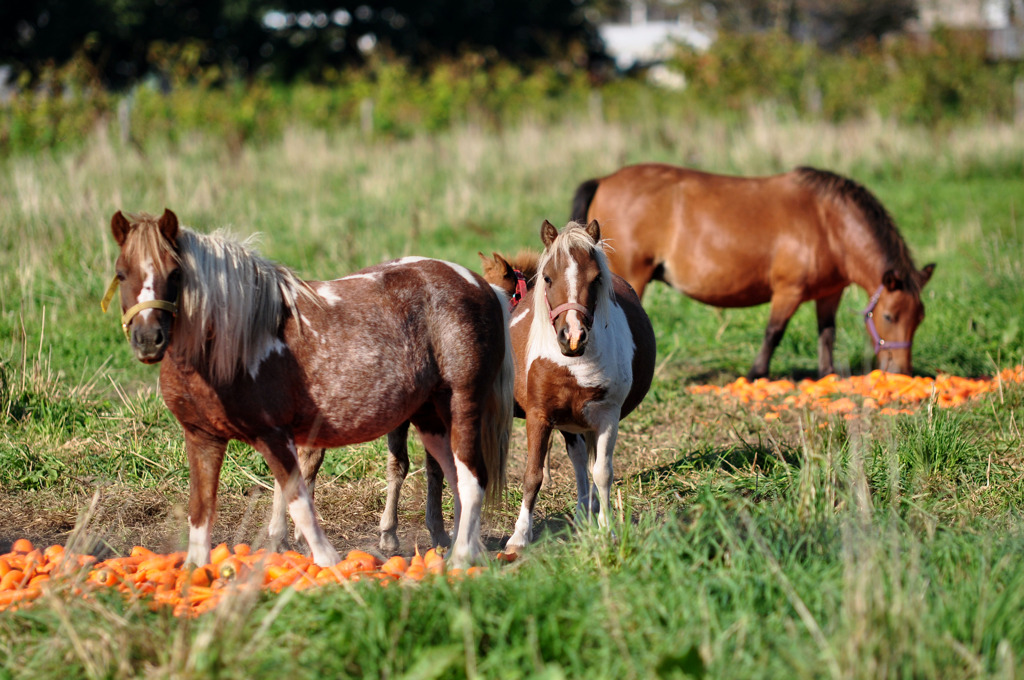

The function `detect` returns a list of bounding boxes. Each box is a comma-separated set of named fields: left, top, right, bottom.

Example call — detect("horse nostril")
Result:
left=154, top=328, right=165, bottom=346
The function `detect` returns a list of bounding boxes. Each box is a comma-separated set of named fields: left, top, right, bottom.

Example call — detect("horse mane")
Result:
left=176, top=228, right=318, bottom=384
left=794, top=167, right=921, bottom=294
left=124, top=214, right=317, bottom=384
left=528, top=222, right=615, bottom=350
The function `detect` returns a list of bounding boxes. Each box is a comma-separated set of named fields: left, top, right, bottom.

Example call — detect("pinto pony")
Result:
left=572, top=164, right=936, bottom=379
left=486, top=220, right=655, bottom=551
left=105, top=210, right=513, bottom=567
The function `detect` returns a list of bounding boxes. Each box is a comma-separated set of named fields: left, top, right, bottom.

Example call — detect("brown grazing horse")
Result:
left=571, top=164, right=935, bottom=379
left=105, top=210, right=513, bottom=567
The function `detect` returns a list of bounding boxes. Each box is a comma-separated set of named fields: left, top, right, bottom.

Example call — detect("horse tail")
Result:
left=571, top=178, right=600, bottom=223
left=481, top=284, right=514, bottom=505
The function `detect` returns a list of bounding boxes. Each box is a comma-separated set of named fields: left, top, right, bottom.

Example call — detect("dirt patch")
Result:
left=0, top=400, right=733, bottom=560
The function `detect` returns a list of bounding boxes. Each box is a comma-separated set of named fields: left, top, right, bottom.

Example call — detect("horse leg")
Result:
left=505, top=414, right=553, bottom=553
left=379, top=422, right=411, bottom=555
left=268, top=446, right=325, bottom=552
left=815, top=291, right=843, bottom=377
left=562, top=431, right=596, bottom=522
left=295, top=447, right=325, bottom=544
left=425, top=452, right=451, bottom=549
left=255, top=431, right=339, bottom=567
left=588, top=419, right=620, bottom=531
left=748, top=292, right=802, bottom=380
left=182, top=427, right=228, bottom=567
left=415, top=425, right=457, bottom=551
left=447, top=399, right=488, bottom=568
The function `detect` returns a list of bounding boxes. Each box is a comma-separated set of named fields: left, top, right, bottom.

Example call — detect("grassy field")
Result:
left=0, top=110, right=1023, bottom=679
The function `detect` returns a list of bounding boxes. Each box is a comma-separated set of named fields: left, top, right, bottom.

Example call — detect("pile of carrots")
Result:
left=0, top=539, right=517, bottom=618
left=689, top=365, right=1024, bottom=419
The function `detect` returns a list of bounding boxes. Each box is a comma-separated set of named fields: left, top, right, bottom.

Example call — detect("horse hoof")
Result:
left=379, top=532, right=400, bottom=555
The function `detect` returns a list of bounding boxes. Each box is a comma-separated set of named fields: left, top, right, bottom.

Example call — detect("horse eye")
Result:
left=116, top=271, right=126, bottom=282
left=543, top=275, right=552, bottom=285
left=883, top=313, right=895, bottom=323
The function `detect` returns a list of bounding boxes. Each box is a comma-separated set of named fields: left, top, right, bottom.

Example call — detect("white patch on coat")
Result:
left=340, top=273, right=378, bottom=283
left=137, top=259, right=157, bottom=321
left=247, top=336, right=288, bottom=380
left=441, top=261, right=481, bottom=288
left=393, top=256, right=480, bottom=289
left=317, top=284, right=342, bottom=304
left=526, top=294, right=635, bottom=404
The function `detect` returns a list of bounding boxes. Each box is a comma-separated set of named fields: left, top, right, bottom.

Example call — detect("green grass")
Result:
left=0, top=110, right=1022, bottom=678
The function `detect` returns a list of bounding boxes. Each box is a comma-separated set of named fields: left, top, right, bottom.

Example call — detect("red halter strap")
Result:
left=508, top=269, right=527, bottom=312
left=861, top=285, right=912, bottom=354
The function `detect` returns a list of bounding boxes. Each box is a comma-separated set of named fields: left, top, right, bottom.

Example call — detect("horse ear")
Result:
left=158, top=209, right=179, bottom=242
left=541, top=220, right=558, bottom=248
left=492, top=252, right=514, bottom=277
left=919, top=263, right=936, bottom=286
left=478, top=252, right=507, bottom=284
left=881, top=269, right=903, bottom=292
left=585, top=219, right=601, bottom=243
left=111, top=211, right=131, bottom=246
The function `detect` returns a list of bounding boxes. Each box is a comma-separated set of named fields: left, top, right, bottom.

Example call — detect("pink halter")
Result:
left=546, top=294, right=593, bottom=327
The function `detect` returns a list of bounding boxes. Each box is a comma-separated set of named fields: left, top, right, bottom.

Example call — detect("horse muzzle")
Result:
left=557, top=325, right=589, bottom=357
left=122, top=299, right=178, bottom=363
left=130, top=322, right=171, bottom=363
left=877, top=347, right=912, bottom=375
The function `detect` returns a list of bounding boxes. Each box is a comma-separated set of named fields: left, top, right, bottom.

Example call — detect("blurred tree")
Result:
left=0, top=0, right=606, bottom=87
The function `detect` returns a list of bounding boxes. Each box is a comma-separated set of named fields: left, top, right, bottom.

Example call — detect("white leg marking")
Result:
left=450, top=457, right=485, bottom=567
left=591, top=423, right=619, bottom=530
left=288, top=493, right=339, bottom=567
left=267, top=480, right=288, bottom=549
left=186, top=521, right=211, bottom=567
left=505, top=503, right=533, bottom=552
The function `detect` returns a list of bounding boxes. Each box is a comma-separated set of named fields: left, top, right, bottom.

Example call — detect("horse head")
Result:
left=108, top=209, right=182, bottom=363
left=866, top=263, right=935, bottom=374
left=538, top=219, right=608, bottom=358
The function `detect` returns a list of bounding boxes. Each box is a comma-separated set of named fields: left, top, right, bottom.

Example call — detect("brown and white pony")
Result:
left=572, top=164, right=936, bottom=379
left=489, top=220, right=655, bottom=551
left=105, top=210, right=513, bottom=567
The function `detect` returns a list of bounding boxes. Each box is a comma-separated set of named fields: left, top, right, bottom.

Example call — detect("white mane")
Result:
left=174, top=227, right=317, bottom=384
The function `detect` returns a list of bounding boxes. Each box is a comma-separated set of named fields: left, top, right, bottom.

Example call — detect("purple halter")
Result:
left=862, top=285, right=912, bottom=354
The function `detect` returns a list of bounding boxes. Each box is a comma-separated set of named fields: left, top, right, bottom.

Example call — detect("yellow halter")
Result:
left=101, top=275, right=179, bottom=340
